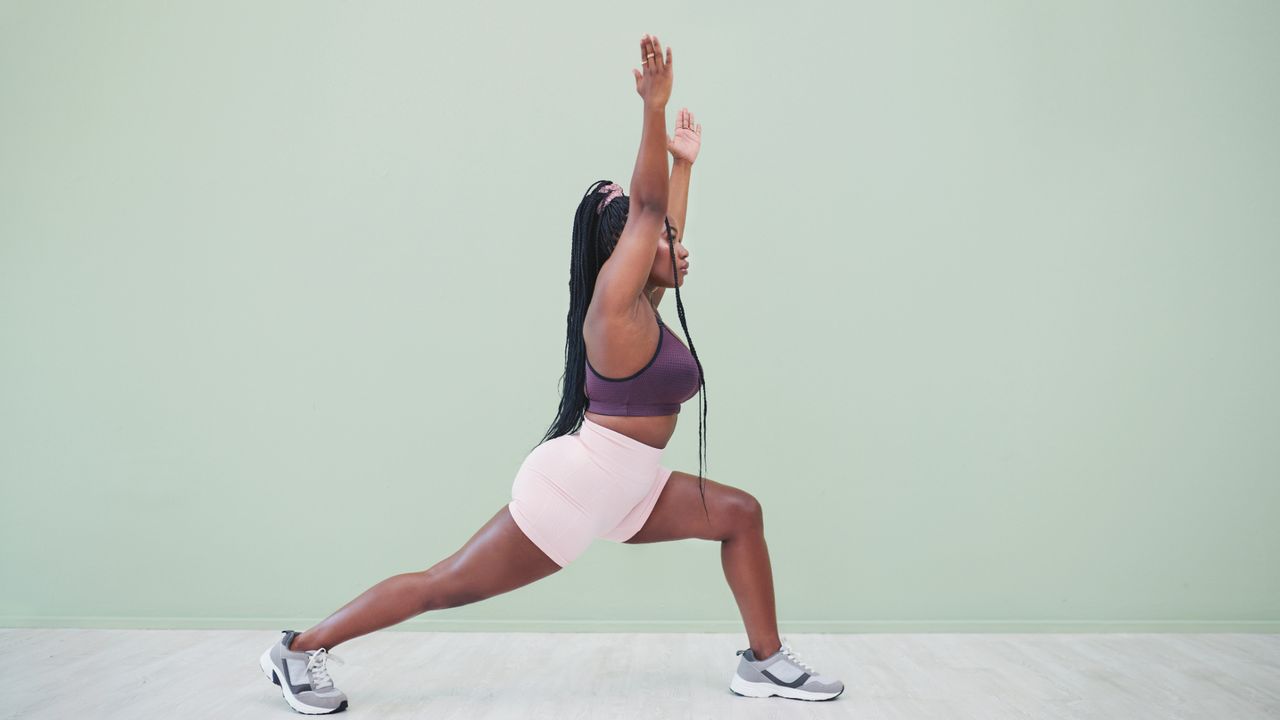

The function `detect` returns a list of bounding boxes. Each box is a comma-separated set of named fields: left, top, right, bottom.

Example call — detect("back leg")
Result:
left=288, top=505, right=562, bottom=652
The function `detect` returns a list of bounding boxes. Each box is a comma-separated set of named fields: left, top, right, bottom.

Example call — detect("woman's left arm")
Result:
left=668, top=160, right=691, bottom=244
left=651, top=108, right=702, bottom=309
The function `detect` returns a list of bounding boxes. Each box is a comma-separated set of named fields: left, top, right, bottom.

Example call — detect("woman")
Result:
left=258, top=34, right=844, bottom=714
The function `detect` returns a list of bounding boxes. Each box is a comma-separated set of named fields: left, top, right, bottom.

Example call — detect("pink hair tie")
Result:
left=596, top=183, right=624, bottom=215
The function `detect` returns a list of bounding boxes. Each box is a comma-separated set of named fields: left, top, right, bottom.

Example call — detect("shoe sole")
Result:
left=259, top=646, right=349, bottom=715
left=729, top=673, right=844, bottom=701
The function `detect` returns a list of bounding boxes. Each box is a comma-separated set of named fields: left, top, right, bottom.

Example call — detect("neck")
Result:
left=640, top=286, right=661, bottom=322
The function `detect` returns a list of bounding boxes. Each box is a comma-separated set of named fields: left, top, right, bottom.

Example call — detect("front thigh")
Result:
left=623, top=471, right=762, bottom=544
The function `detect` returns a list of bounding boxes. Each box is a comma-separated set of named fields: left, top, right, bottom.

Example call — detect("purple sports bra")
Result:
left=585, top=314, right=701, bottom=416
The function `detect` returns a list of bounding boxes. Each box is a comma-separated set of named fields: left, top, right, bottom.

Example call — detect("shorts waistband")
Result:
left=577, top=416, right=664, bottom=481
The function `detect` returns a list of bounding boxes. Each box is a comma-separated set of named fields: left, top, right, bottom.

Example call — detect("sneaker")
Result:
left=729, top=636, right=845, bottom=701
left=258, top=629, right=349, bottom=714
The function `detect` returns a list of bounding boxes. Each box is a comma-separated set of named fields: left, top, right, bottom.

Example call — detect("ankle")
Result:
left=752, top=641, right=781, bottom=659
left=288, top=632, right=315, bottom=652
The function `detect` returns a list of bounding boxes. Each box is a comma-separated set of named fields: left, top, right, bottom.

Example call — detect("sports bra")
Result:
left=584, top=314, right=701, bottom=416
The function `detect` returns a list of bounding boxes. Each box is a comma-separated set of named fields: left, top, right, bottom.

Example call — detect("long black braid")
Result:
left=532, top=179, right=710, bottom=520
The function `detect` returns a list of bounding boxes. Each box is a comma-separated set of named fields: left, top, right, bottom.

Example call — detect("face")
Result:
left=649, top=216, right=690, bottom=288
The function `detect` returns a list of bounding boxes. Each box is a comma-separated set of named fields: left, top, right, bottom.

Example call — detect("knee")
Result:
left=724, top=490, right=764, bottom=534
left=417, top=563, right=487, bottom=613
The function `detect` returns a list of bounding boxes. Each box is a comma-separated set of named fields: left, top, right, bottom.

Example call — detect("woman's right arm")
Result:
left=595, top=34, right=674, bottom=316
left=627, top=104, right=670, bottom=211
left=630, top=33, right=673, bottom=209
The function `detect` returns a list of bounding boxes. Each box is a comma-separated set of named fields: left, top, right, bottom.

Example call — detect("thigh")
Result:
left=622, top=471, right=762, bottom=544
left=423, top=504, right=564, bottom=607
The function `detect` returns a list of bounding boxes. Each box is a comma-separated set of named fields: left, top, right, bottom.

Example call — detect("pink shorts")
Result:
left=507, top=416, right=674, bottom=567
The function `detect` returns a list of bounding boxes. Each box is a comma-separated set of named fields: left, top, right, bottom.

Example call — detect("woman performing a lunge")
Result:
left=259, top=33, right=844, bottom=714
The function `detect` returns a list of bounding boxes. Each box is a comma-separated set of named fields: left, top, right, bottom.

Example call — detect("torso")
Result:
left=583, top=298, right=685, bottom=450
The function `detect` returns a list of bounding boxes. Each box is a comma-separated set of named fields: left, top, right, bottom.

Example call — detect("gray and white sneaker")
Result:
left=729, top=636, right=845, bottom=701
left=259, top=629, right=349, bottom=714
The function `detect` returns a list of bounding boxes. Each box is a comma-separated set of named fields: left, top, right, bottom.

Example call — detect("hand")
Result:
left=667, top=107, right=702, bottom=164
left=632, top=34, right=672, bottom=109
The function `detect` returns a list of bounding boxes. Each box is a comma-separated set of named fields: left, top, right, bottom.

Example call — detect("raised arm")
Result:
left=668, top=161, right=691, bottom=245
left=594, top=34, right=673, bottom=319
left=647, top=162, right=688, bottom=310
left=650, top=107, right=702, bottom=310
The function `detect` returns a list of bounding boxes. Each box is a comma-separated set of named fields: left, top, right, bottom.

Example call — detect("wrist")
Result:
left=671, top=157, right=694, bottom=169
left=644, top=102, right=667, bottom=113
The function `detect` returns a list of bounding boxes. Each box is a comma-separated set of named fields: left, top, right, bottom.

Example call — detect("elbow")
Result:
left=629, top=172, right=669, bottom=212
left=629, top=197, right=668, bottom=216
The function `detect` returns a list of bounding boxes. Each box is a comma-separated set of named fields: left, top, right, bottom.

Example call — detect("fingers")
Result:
left=640, top=34, right=667, bottom=74
left=676, top=108, right=701, bottom=134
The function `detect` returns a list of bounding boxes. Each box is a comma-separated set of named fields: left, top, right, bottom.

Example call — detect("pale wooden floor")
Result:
left=1, top=630, right=1277, bottom=719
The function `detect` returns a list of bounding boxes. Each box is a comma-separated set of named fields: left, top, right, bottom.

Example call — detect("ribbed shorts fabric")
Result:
left=507, top=415, right=674, bottom=567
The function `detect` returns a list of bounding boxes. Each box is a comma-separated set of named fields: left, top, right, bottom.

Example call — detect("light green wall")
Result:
left=2, top=1, right=1277, bottom=633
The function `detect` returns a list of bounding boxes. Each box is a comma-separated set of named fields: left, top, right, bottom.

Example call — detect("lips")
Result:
left=680, top=264, right=690, bottom=273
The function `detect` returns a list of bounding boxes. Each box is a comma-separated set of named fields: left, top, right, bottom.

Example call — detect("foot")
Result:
left=728, top=636, right=844, bottom=701
left=259, top=629, right=350, bottom=714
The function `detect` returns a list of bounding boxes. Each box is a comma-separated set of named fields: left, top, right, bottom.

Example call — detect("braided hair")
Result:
left=531, top=179, right=711, bottom=520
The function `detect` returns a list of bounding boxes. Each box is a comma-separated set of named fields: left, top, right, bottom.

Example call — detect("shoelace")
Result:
left=778, top=636, right=817, bottom=674
left=306, top=647, right=345, bottom=690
